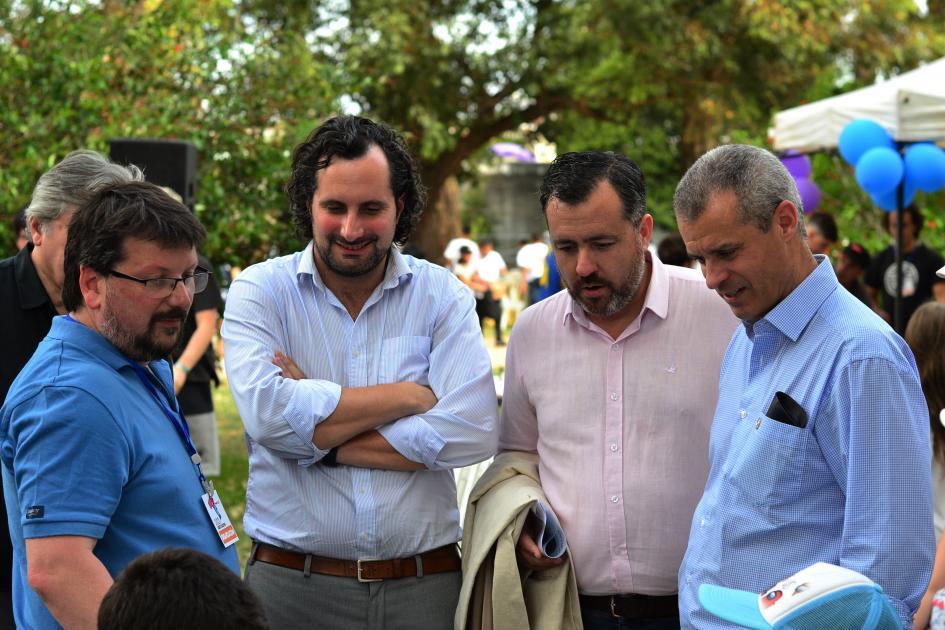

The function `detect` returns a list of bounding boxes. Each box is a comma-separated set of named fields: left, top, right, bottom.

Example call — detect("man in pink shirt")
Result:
left=499, top=151, right=737, bottom=629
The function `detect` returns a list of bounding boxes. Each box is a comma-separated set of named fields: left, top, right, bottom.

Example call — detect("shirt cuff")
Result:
left=378, top=416, right=446, bottom=469
left=281, top=379, right=343, bottom=466
left=24, top=519, right=106, bottom=541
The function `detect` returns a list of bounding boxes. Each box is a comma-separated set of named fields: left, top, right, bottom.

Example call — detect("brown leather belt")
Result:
left=579, top=593, right=679, bottom=620
left=250, top=542, right=461, bottom=582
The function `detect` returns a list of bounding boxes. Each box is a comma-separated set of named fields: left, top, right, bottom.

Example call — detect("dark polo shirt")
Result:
left=0, top=244, right=58, bottom=629
left=1, top=245, right=58, bottom=401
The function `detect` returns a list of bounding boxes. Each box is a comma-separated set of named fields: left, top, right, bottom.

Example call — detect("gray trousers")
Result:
left=244, top=554, right=461, bottom=630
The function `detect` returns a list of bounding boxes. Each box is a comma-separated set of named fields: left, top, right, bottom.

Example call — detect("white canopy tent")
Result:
left=771, top=57, right=945, bottom=333
left=771, top=56, right=945, bottom=152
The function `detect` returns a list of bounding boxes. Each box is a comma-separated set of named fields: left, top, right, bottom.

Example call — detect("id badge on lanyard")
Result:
left=128, top=359, right=239, bottom=549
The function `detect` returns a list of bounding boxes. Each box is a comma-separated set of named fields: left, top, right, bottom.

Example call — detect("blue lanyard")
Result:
left=66, top=312, right=214, bottom=496
left=127, top=360, right=214, bottom=496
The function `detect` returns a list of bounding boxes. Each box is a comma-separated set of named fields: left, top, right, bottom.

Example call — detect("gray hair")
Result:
left=26, top=150, right=144, bottom=231
left=673, top=144, right=805, bottom=237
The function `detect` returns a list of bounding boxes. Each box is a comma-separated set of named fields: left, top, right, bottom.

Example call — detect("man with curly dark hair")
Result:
left=222, top=115, right=498, bottom=629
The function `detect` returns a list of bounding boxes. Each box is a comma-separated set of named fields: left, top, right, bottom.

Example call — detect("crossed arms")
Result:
left=272, top=352, right=430, bottom=470
left=222, top=263, right=498, bottom=472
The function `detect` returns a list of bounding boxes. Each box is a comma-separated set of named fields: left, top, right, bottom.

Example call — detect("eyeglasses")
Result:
left=108, top=267, right=211, bottom=298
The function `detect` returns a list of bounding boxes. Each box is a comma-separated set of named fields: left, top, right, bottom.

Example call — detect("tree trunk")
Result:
left=411, top=173, right=460, bottom=267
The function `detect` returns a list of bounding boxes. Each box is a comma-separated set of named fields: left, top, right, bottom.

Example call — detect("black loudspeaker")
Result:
left=109, top=138, right=198, bottom=210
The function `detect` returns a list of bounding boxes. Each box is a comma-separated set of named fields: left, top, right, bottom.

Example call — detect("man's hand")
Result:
left=273, top=351, right=305, bottom=380
left=336, top=430, right=425, bottom=471
left=274, top=351, right=437, bottom=415
left=273, top=351, right=439, bottom=448
left=516, top=514, right=565, bottom=571
left=406, top=381, right=438, bottom=415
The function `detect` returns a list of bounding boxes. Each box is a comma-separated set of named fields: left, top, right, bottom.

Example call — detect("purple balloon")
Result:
left=795, top=177, right=821, bottom=214
left=781, top=150, right=812, bottom=179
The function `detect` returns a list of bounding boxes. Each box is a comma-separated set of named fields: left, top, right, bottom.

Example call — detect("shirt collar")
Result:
left=751, top=254, right=838, bottom=342
left=14, top=243, right=55, bottom=310
left=50, top=315, right=165, bottom=374
left=296, top=241, right=415, bottom=292
left=562, top=250, right=668, bottom=327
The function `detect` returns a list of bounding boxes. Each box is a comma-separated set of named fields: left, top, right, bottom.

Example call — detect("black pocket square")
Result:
left=766, top=391, right=808, bottom=428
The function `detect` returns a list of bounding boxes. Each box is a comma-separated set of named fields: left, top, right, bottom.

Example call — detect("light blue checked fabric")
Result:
left=222, top=244, right=498, bottom=559
left=679, top=256, right=935, bottom=629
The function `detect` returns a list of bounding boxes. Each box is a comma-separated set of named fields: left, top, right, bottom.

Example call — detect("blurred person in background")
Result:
left=835, top=242, right=873, bottom=308
left=516, top=232, right=549, bottom=306
left=804, top=211, right=838, bottom=257
left=865, top=204, right=945, bottom=327
left=13, top=206, right=29, bottom=251
left=656, top=233, right=691, bottom=267
left=537, top=247, right=563, bottom=301
left=158, top=187, right=224, bottom=477
left=443, top=222, right=479, bottom=271
left=907, top=301, right=945, bottom=629
left=171, top=252, right=223, bottom=476
left=475, top=239, right=507, bottom=346
left=905, top=302, right=945, bottom=541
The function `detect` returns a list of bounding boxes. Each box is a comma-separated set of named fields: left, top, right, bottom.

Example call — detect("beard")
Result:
left=568, top=244, right=647, bottom=317
left=315, top=234, right=388, bottom=277
left=101, top=303, right=189, bottom=362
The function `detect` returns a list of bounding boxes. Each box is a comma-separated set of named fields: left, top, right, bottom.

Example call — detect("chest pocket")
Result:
left=725, top=414, right=808, bottom=515
left=378, top=336, right=432, bottom=385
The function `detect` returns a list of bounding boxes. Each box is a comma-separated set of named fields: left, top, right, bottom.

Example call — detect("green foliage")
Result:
left=0, top=0, right=335, bottom=263
left=2, top=0, right=944, bottom=262
left=542, top=0, right=945, bottom=248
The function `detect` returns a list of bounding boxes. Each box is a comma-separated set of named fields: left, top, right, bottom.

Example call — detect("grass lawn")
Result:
left=211, top=382, right=253, bottom=567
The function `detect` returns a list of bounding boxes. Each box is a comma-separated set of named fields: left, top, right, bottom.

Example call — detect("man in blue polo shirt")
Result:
left=1, top=182, right=239, bottom=629
left=673, top=144, right=934, bottom=629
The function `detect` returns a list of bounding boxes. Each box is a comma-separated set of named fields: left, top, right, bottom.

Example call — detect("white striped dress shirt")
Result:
left=222, top=244, right=498, bottom=559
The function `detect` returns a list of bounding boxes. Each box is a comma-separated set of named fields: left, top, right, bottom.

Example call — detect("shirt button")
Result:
left=353, top=351, right=361, bottom=358
left=686, top=575, right=691, bottom=584
left=610, top=392, right=619, bottom=401
left=611, top=495, right=619, bottom=503
left=739, top=409, right=747, bottom=419
left=359, top=486, right=366, bottom=493
left=610, top=345, right=618, bottom=351
left=700, top=518, right=706, bottom=527
left=610, top=443, right=618, bottom=452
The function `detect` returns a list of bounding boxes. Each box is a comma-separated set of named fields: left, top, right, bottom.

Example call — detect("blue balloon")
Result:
left=838, top=119, right=894, bottom=165
left=855, top=147, right=903, bottom=196
left=872, top=180, right=917, bottom=212
left=904, top=143, right=945, bottom=192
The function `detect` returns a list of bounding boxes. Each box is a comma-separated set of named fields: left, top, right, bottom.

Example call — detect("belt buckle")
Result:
left=357, top=559, right=382, bottom=583
left=610, top=595, right=623, bottom=619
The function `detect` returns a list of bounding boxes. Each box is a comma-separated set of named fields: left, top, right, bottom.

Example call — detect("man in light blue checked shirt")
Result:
left=673, top=144, right=935, bottom=629
left=222, top=115, right=498, bottom=629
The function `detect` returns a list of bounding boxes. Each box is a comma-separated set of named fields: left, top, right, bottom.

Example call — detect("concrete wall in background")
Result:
left=479, top=162, right=548, bottom=264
